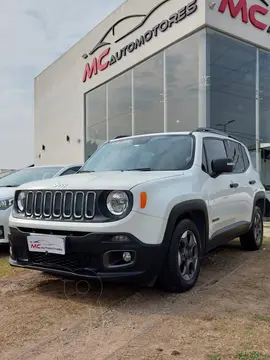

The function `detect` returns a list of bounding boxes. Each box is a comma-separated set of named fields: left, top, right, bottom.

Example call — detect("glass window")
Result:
left=134, top=53, right=164, bottom=135
left=85, top=84, right=107, bottom=159
left=166, top=32, right=199, bottom=132
left=204, top=138, right=227, bottom=172
left=259, top=50, right=270, bottom=188
left=241, top=145, right=250, bottom=170
left=108, top=72, right=132, bottom=139
left=0, top=167, right=63, bottom=187
left=85, top=84, right=106, bottom=127
left=80, top=135, right=194, bottom=172
left=207, top=30, right=256, bottom=151
left=225, top=140, right=245, bottom=173
left=85, top=122, right=107, bottom=159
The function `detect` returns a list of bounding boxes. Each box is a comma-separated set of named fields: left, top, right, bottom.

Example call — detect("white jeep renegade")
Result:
left=8, top=128, right=265, bottom=293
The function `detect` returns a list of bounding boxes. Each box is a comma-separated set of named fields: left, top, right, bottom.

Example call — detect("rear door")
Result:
left=224, top=140, right=253, bottom=224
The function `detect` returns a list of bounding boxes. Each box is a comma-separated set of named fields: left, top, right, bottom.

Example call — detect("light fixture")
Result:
left=122, top=252, right=132, bottom=263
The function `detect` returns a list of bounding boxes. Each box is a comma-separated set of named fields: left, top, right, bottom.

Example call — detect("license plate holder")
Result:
left=27, top=234, right=66, bottom=255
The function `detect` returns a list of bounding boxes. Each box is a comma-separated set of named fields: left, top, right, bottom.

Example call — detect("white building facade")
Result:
left=35, top=0, right=270, bottom=187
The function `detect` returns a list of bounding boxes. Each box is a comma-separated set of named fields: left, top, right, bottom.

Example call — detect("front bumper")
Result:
left=9, top=227, right=169, bottom=285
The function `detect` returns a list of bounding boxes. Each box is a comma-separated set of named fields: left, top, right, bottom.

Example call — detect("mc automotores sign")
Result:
left=218, top=0, right=270, bottom=32
left=82, top=0, right=198, bottom=83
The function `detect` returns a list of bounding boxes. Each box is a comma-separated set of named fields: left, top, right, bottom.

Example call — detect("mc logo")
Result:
left=218, top=0, right=270, bottom=32
left=31, top=243, right=41, bottom=249
left=82, top=48, right=111, bottom=83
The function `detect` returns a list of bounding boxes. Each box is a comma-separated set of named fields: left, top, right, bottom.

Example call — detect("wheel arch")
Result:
left=162, top=200, right=209, bottom=252
left=252, top=191, right=266, bottom=222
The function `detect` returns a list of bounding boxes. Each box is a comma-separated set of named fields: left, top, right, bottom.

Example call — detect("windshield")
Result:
left=0, top=167, right=63, bottom=187
left=80, top=134, right=194, bottom=172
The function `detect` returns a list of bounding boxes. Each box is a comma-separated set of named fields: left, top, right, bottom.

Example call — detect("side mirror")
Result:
left=211, top=158, right=234, bottom=176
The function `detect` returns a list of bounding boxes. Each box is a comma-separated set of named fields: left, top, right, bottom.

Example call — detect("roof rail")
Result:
left=113, top=135, right=130, bottom=139
left=194, top=127, right=238, bottom=140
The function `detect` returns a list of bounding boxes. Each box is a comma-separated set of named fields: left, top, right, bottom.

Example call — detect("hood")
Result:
left=0, top=187, right=17, bottom=200
left=16, top=171, right=184, bottom=191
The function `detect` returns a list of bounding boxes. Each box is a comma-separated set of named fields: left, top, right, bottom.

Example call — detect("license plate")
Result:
left=27, top=235, right=66, bottom=255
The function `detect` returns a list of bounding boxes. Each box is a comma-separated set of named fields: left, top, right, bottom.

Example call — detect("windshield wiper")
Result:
left=125, top=168, right=152, bottom=172
left=0, top=185, right=18, bottom=188
left=77, top=170, right=95, bottom=174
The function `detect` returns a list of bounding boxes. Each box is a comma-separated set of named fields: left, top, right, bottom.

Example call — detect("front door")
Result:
left=202, top=137, right=238, bottom=239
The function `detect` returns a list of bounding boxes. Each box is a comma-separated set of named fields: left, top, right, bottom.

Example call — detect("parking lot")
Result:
left=0, top=237, right=270, bottom=360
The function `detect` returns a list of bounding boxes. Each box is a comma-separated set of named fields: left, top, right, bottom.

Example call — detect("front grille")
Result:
left=22, top=190, right=96, bottom=221
left=29, top=252, right=92, bottom=272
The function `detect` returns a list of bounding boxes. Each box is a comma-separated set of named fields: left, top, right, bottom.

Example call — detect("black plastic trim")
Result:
left=8, top=227, right=167, bottom=285
left=207, top=221, right=250, bottom=252
left=251, top=191, right=266, bottom=226
left=162, top=200, right=209, bottom=251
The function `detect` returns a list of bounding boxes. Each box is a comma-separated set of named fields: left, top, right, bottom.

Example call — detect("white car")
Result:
left=9, top=129, right=265, bottom=292
left=0, top=164, right=81, bottom=244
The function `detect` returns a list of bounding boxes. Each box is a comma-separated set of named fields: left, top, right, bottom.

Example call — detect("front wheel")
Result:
left=158, top=219, right=202, bottom=293
left=240, top=206, right=264, bottom=251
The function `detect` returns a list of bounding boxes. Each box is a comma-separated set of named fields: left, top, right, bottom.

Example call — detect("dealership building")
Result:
left=35, top=0, right=270, bottom=187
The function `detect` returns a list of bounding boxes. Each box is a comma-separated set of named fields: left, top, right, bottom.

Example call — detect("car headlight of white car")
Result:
left=106, top=191, right=129, bottom=216
left=16, top=191, right=26, bottom=212
left=0, top=198, right=14, bottom=210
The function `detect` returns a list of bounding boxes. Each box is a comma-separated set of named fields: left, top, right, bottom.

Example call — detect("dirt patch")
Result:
left=0, top=241, right=270, bottom=360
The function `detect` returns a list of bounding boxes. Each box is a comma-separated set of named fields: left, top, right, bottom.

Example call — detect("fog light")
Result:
left=111, top=235, right=130, bottom=243
left=0, top=229, right=3, bottom=237
left=123, top=252, right=132, bottom=263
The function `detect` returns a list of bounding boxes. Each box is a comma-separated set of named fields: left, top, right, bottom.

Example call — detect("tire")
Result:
left=240, top=206, right=264, bottom=251
left=158, top=219, right=202, bottom=293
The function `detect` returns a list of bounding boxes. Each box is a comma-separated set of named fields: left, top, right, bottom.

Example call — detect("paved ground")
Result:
left=0, top=239, right=270, bottom=360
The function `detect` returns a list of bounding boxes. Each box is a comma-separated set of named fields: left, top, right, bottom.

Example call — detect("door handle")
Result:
left=230, top=183, right=239, bottom=188
left=249, top=180, right=256, bottom=185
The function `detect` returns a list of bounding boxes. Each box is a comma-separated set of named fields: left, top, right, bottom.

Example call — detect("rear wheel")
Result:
left=158, top=219, right=202, bottom=293
left=240, top=206, right=263, bottom=251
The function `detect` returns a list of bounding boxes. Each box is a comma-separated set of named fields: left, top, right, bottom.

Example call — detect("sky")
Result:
left=0, top=0, right=125, bottom=169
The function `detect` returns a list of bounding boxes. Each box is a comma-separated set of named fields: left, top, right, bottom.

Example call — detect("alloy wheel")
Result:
left=177, top=230, right=199, bottom=281
left=253, top=213, right=263, bottom=245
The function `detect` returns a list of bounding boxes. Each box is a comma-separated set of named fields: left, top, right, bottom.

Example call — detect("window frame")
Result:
left=224, top=139, right=248, bottom=174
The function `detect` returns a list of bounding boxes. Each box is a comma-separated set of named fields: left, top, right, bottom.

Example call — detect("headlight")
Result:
left=106, top=191, right=129, bottom=216
left=17, top=192, right=26, bottom=212
left=0, top=198, right=13, bottom=210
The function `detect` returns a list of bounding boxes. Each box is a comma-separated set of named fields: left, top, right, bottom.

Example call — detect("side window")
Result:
left=241, top=145, right=250, bottom=170
left=203, top=138, right=227, bottom=173
left=225, top=140, right=245, bottom=173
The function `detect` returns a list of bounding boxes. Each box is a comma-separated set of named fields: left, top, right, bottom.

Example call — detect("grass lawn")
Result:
left=0, top=255, right=23, bottom=279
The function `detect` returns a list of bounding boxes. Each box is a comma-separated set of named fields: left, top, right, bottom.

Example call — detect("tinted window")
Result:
left=204, top=138, right=227, bottom=173
left=225, top=140, right=245, bottom=173
left=134, top=52, right=164, bottom=135
left=208, top=29, right=256, bottom=150
left=241, top=145, right=250, bottom=169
